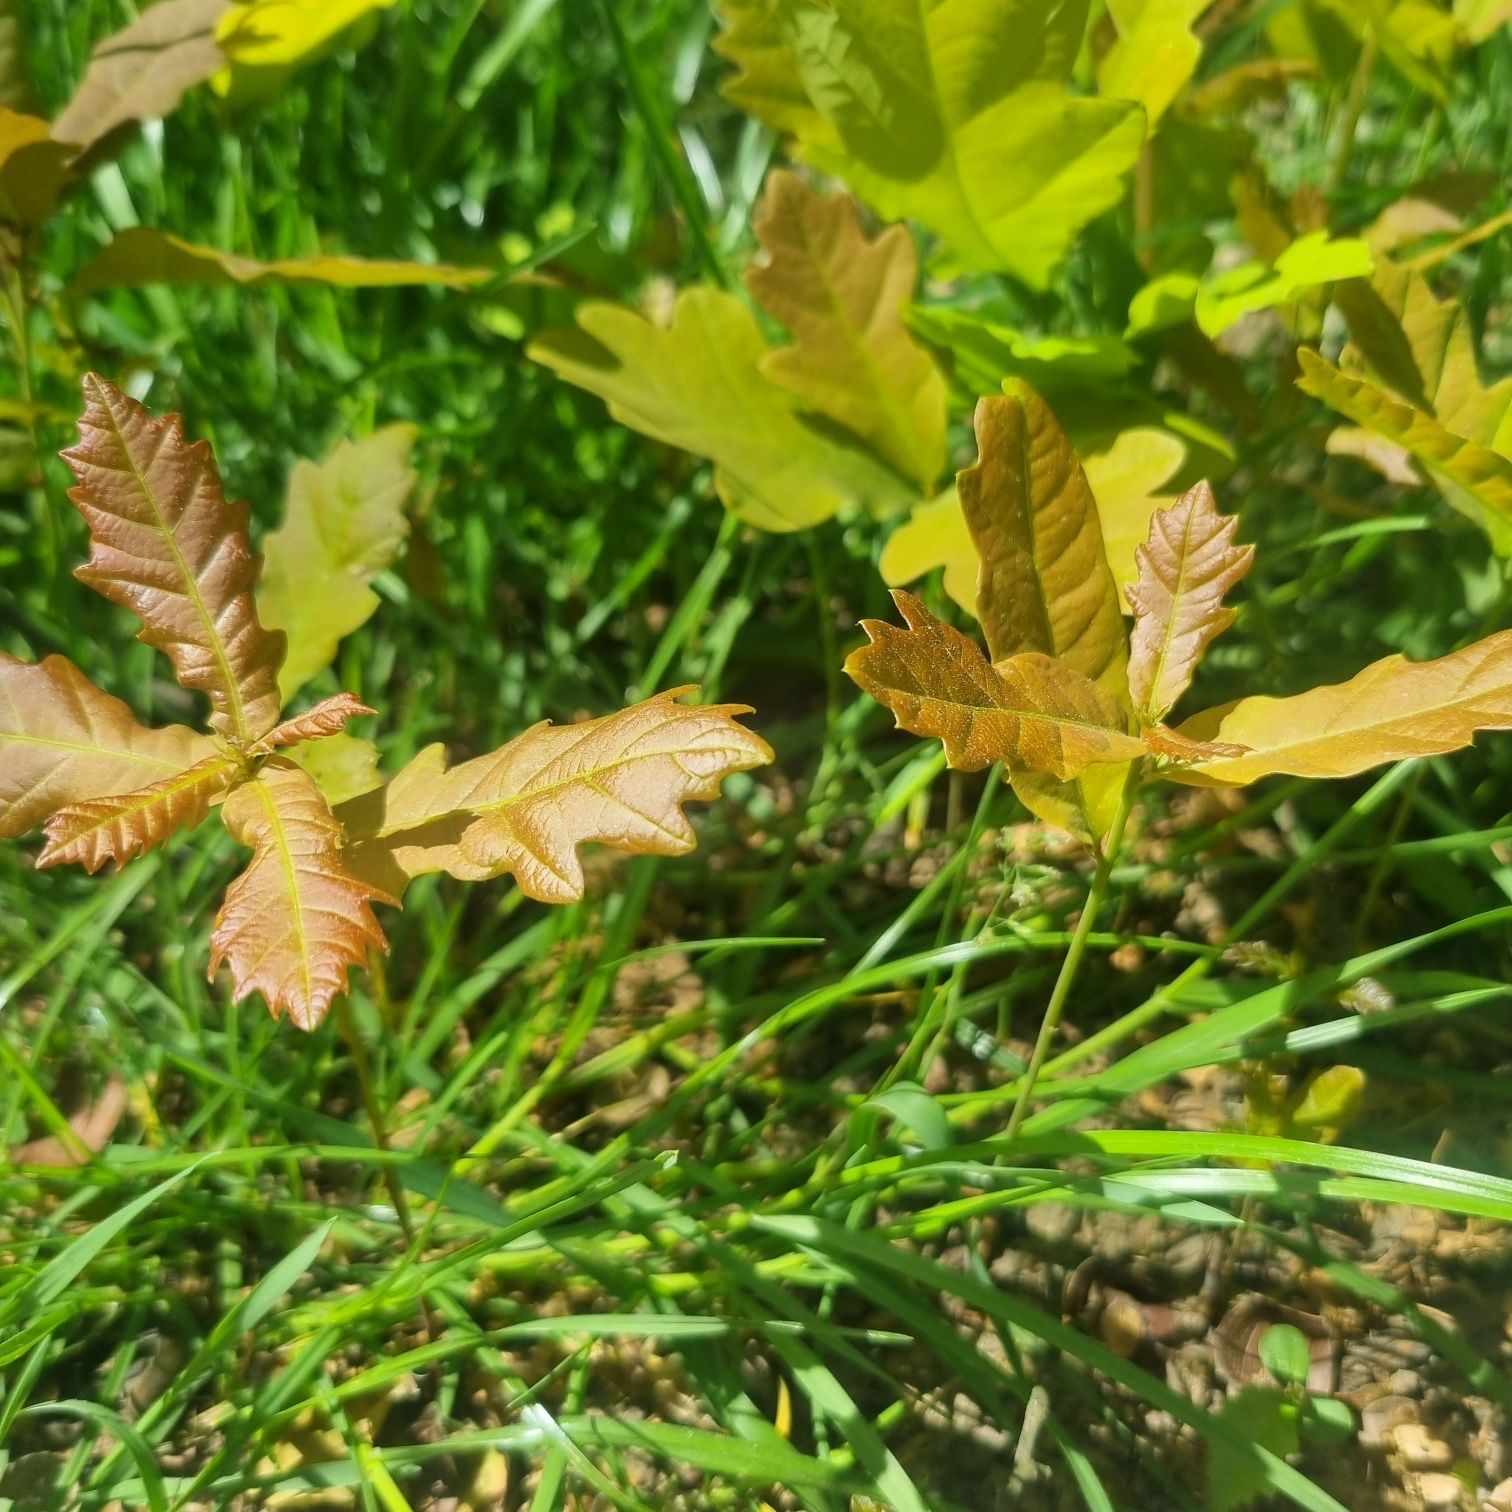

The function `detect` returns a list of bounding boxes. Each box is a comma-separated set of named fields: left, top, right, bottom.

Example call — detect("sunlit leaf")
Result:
left=1336, top=244, right=1512, bottom=453
left=715, top=0, right=1145, bottom=286
left=0, top=109, right=74, bottom=225
left=338, top=690, right=773, bottom=902
left=51, top=0, right=229, bottom=155
left=37, top=752, right=240, bottom=873
left=1324, top=426, right=1421, bottom=485
left=880, top=427, right=1186, bottom=622
left=216, top=0, right=396, bottom=67
left=958, top=388, right=1129, bottom=697
left=61, top=375, right=286, bottom=743
left=1129, top=233, right=1374, bottom=339
left=1315, top=0, right=1456, bottom=98
left=71, top=228, right=492, bottom=295
left=257, top=692, right=373, bottom=751
left=1126, top=483, right=1253, bottom=722
left=1455, top=0, right=1512, bottom=42
left=1296, top=349, right=1512, bottom=552
left=529, top=287, right=914, bottom=531
left=844, top=591, right=1144, bottom=781
left=0, top=652, right=214, bottom=840
left=256, top=425, right=418, bottom=698
left=747, top=170, right=946, bottom=490
left=1173, top=629, right=1512, bottom=785
left=1098, top=0, right=1208, bottom=128
left=211, top=758, right=391, bottom=1029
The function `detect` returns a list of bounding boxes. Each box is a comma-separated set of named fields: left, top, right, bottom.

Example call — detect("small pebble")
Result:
left=1418, top=1472, right=1462, bottom=1508
left=1392, top=1423, right=1453, bottom=1471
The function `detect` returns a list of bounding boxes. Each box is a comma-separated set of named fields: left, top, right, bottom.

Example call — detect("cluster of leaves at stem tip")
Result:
left=847, top=383, right=1512, bottom=848
left=0, top=378, right=771, bottom=1030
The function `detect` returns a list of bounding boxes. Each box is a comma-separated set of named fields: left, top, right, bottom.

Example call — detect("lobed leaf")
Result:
left=0, top=652, right=215, bottom=840
left=1296, top=349, right=1512, bottom=553
left=955, top=387, right=1135, bottom=840
left=879, top=428, right=1186, bottom=618
left=257, top=692, right=374, bottom=751
left=746, top=170, right=946, bottom=490
left=529, top=287, right=914, bottom=532
left=51, top=0, right=229, bottom=155
left=210, top=759, right=392, bottom=1029
left=1126, top=482, right=1254, bottom=722
left=844, top=591, right=1144, bottom=781
left=338, top=690, right=773, bottom=903
left=1172, top=630, right=1512, bottom=786
left=61, top=375, right=286, bottom=743
left=957, top=389, right=1129, bottom=696
left=256, top=425, right=418, bottom=698
left=714, top=0, right=1145, bottom=287
left=71, top=228, right=492, bottom=296
left=37, top=752, right=240, bottom=873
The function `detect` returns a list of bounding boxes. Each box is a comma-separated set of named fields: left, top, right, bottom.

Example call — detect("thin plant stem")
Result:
left=1006, top=761, right=1143, bottom=1138
left=1326, top=30, right=1378, bottom=199
left=334, top=994, right=420, bottom=1254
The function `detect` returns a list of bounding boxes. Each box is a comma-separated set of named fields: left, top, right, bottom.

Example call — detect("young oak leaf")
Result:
left=337, top=690, right=773, bottom=903
left=62, top=375, right=286, bottom=743
left=879, top=429, right=1188, bottom=616
left=1142, top=725, right=1248, bottom=764
left=210, top=758, right=392, bottom=1030
left=957, top=386, right=1133, bottom=842
left=1297, top=349, right=1512, bottom=553
left=844, top=591, right=1144, bottom=782
left=1126, top=482, right=1254, bottom=722
left=746, top=170, right=947, bottom=491
left=714, top=0, right=1145, bottom=287
left=0, top=652, right=216, bottom=839
left=1171, top=630, right=1512, bottom=786
left=528, top=287, right=914, bottom=532
left=257, top=692, right=374, bottom=751
left=256, top=425, right=418, bottom=699
left=51, top=0, right=230, bottom=156
left=37, top=751, right=242, bottom=873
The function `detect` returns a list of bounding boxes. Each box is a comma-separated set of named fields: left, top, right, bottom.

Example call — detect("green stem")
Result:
left=1005, top=762, right=1143, bottom=1138
left=1327, top=31, right=1378, bottom=200
left=334, top=995, right=420, bottom=1254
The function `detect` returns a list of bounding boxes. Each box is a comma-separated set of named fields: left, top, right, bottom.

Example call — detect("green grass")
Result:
left=3, top=3, right=1512, bottom=1510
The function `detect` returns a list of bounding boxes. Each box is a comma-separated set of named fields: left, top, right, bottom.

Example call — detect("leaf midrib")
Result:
left=96, top=394, right=251, bottom=740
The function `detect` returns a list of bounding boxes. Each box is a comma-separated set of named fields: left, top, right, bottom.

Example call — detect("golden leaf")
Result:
left=1126, top=483, right=1254, bottom=722
left=257, top=693, right=374, bottom=752
left=257, top=425, right=418, bottom=698
left=61, top=375, right=286, bottom=743
left=957, top=388, right=1134, bottom=842
left=71, top=229, right=492, bottom=295
left=338, top=690, right=773, bottom=902
left=844, top=591, right=1144, bottom=782
left=210, top=759, right=392, bottom=1028
left=957, top=389, right=1129, bottom=694
left=879, top=429, right=1187, bottom=617
left=0, top=652, right=215, bottom=840
left=1172, top=630, right=1512, bottom=785
left=287, top=732, right=382, bottom=807
left=528, top=287, right=914, bottom=531
left=51, top=0, right=229, bottom=154
left=37, top=752, right=240, bottom=873
left=746, top=170, right=946, bottom=490
left=1296, top=349, right=1512, bottom=552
